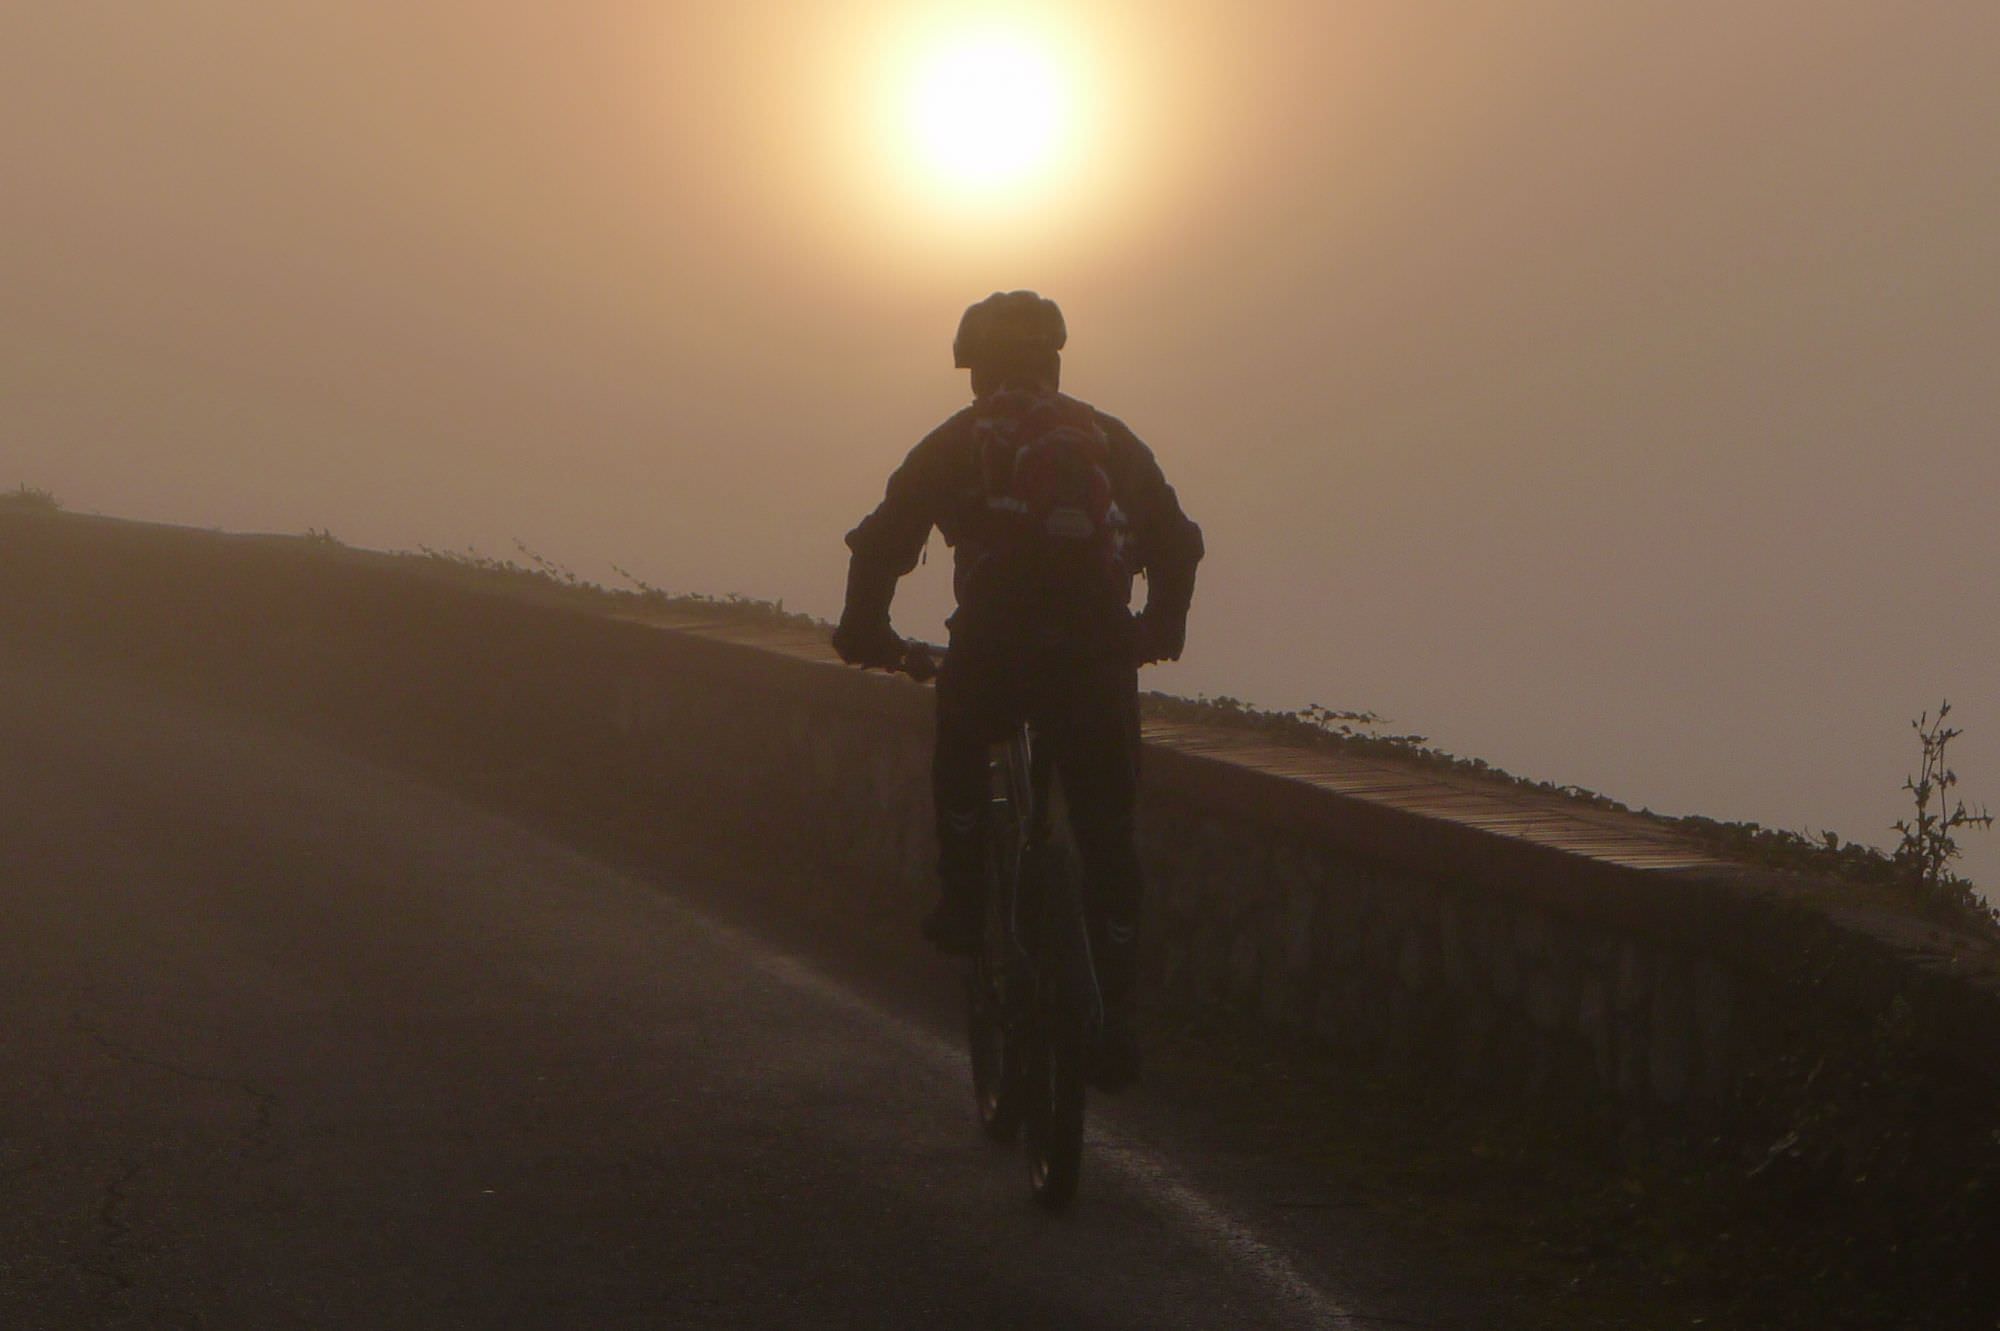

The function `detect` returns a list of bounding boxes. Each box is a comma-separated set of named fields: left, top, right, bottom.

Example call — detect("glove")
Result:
left=832, top=615, right=907, bottom=669
left=1134, top=610, right=1187, bottom=665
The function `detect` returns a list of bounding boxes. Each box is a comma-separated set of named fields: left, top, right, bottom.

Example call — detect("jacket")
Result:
left=843, top=391, right=1203, bottom=648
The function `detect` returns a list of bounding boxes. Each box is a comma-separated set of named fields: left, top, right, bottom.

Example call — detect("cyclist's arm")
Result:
left=1102, top=417, right=1204, bottom=637
left=840, top=428, right=950, bottom=629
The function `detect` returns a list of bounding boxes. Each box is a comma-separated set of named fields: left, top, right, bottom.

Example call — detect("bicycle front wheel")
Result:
left=968, top=790, right=1027, bottom=1142
left=1023, top=841, right=1091, bottom=1212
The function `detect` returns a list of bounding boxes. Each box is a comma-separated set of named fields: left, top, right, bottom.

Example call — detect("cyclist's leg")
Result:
left=1047, top=657, right=1143, bottom=938
left=928, top=649, right=1009, bottom=952
left=1045, top=656, right=1145, bottom=1086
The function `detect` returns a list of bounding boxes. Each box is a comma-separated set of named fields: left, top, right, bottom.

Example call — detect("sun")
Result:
left=899, top=25, right=1078, bottom=199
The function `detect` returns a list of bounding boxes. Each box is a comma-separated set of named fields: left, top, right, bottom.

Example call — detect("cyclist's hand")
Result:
left=832, top=616, right=907, bottom=669
left=900, top=641, right=940, bottom=682
left=1134, top=610, right=1187, bottom=666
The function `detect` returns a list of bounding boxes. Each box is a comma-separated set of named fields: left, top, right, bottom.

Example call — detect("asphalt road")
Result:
left=0, top=658, right=1368, bottom=1330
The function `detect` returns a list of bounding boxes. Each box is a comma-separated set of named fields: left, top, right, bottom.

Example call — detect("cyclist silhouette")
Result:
left=833, top=291, right=1202, bottom=1089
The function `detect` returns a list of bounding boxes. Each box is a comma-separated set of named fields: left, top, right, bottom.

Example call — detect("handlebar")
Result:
left=857, top=631, right=1167, bottom=681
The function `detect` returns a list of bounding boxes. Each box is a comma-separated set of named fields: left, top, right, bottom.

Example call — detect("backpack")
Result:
left=969, top=390, right=1132, bottom=599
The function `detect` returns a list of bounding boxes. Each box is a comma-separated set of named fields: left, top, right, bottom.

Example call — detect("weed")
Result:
left=1891, top=701, right=1994, bottom=924
left=402, top=540, right=821, bottom=634
left=2, top=484, right=61, bottom=512
left=513, top=538, right=581, bottom=586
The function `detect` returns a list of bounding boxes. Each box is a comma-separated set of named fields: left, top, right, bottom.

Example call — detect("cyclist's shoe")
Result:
left=921, top=894, right=979, bottom=956
left=1091, top=1000, right=1142, bottom=1093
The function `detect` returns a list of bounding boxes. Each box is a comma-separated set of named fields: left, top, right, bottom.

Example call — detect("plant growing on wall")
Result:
left=1891, top=700, right=1993, bottom=919
left=2, top=484, right=61, bottom=512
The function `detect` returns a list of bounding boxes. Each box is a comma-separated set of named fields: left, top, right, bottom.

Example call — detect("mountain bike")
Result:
left=899, top=642, right=1104, bottom=1212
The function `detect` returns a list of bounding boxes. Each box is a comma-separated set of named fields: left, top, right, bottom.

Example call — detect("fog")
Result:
left=5, top=2, right=1995, bottom=894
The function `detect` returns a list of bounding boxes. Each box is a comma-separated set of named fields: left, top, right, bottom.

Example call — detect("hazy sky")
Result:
left=6, top=2, right=1996, bottom=893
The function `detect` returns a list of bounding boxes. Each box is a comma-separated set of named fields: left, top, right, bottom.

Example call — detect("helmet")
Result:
left=952, top=290, right=1067, bottom=370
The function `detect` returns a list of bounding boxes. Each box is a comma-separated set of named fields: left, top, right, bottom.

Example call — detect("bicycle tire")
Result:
left=967, top=899, right=1026, bottom=1142
left=969, top=757, right=1029, bottom=1142
left=1024, top=1003, right=1087, bottom=1211
left=1023, top=841, right=1090, bottom=1212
